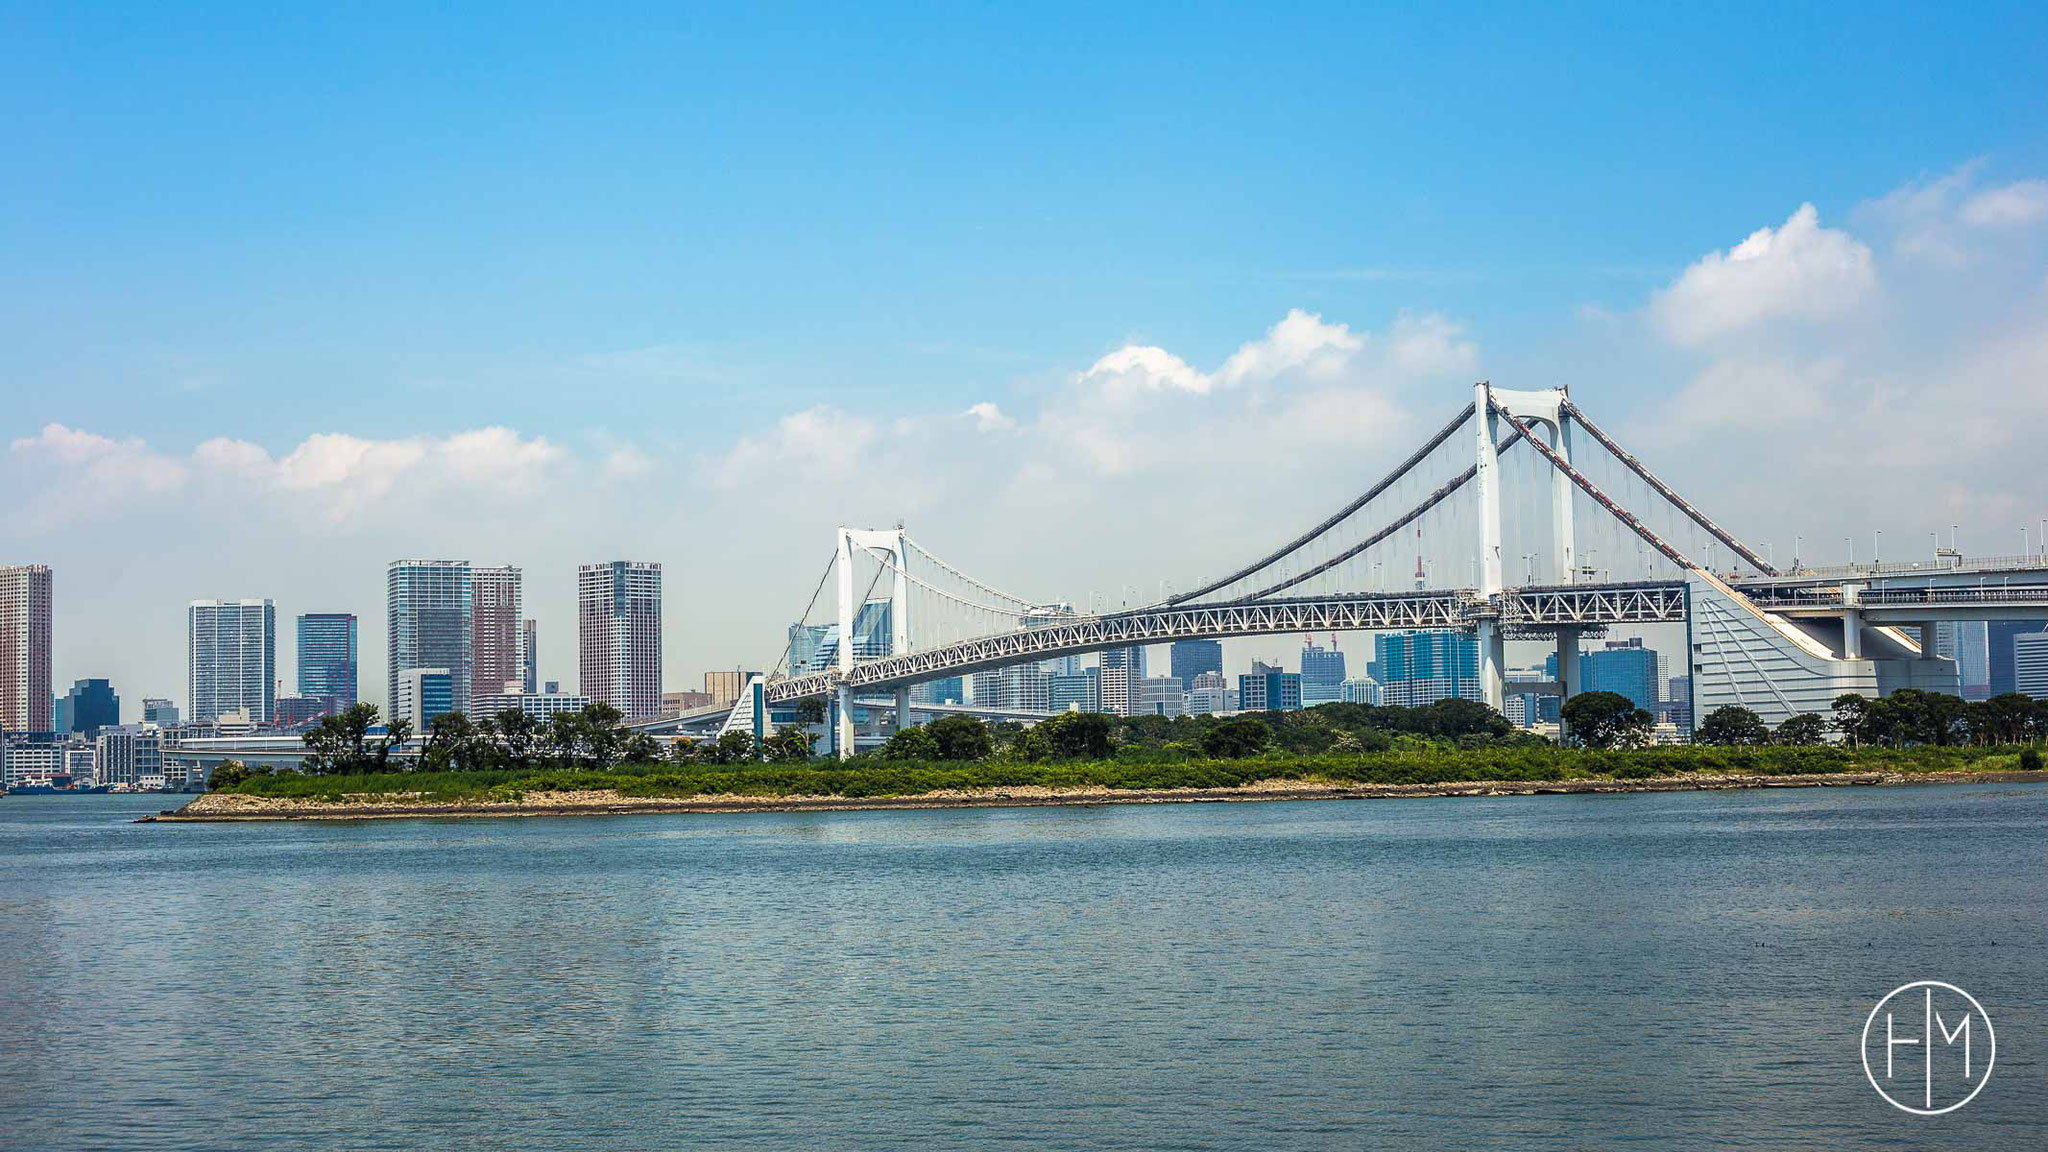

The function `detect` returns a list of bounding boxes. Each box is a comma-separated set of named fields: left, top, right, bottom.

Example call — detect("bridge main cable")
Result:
left=1168, top=400, right=1478, bottom=605
left=1494, top=404, right=1695, bottom=571
left=1559, top=399, right=1777, bottom=576
left=1244, top=429, right=1523, bottom=600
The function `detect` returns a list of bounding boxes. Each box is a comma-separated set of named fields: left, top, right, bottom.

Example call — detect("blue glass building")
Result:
left=297, top=613, right=359, bottom=707
left=62, top=678, right=119, bottom=736
left=1169, top=640, right=1223, bottom=686
left=1374, top=631, right=1480, bottom=707
left=1299, top=641, right=1347, bottom=706
left=1580, top=638, right=1661, bottom=712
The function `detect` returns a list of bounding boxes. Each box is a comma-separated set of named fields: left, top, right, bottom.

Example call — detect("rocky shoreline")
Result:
left=145, top=769, right=2041, bottom=823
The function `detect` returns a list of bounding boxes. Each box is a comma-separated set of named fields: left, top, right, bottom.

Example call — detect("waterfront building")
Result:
left=1048, top=668, right=1101, bottom=712
left=1100, top=647, right=1145, bottom=716
left=1551, top=637, right=1664, bottom=713
left=395, top=668, right=456, bottom=727
left=62, top=678, right=119, bottom=736
left=1133, top=676, right=1186, bottom=717
left=520, top=619, right=539, bottom=693
left=1340, top=677, right=1383, bottom=706
left=578, top=561, right=663, bottom=720
left=971, top=664, right=1051, bottom=712
left=704, top=670, right=749, bottom=706
left=1300, top=640, right=1347, bottom=706
left=63, top=743, right=96, bottom=786
left=1374, top=631, right=1480, bottom=708
left=1239, top=661, right=1302, bottom=712
left=1185, top=671, right=1231, bottom=715
left=189, top=599, right=276, bottom=725
left=1, top=734, right=63, bottom=788
left=911, top=677, right=967, bottom=706
left=661, top=690, right=715, bottom=712
left=274, top=696, right=337, bottom=729
left=94, top=724, right=163, bottom=789
left=389, top=561, right=475, bottom=719
left=1169, top=640, right=1223, bottom=687
left=1935, top=621, right=1990, bottom=699
left=1503, top=667, right=1550, bottom=730
left=1662, top=675, right=1693, bottom=728
left=142, top=698, right=180, bottom=725
left=296, top=613, right=359, bottom=707
left=0, top=565, right=53, bottom=733
left=471, top=688, right=593, bottom=721
left=472, top=566, right=524, bottom=700
left=52, top=694, right=71, bottom=735
left=2016, top=631, right=2048, bottom=700
left=1989, top=621, right=2048, bottom=696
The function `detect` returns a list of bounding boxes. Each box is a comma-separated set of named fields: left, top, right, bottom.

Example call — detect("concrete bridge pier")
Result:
left=1555, top=626, right=1582, bottom=739
left=1840, top=584, right=1864, bottom=660
left=1478, top=619, right=1506, bottom=713
left=835, top=684, right=855, bottom=761
left=895, top=687, right=911, bottom=735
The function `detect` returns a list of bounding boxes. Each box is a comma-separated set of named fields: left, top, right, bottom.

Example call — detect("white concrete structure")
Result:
left=470, top=690, right=593, bottom=721
left=971, top=664, right=1050, bottom=712
left=2, top=739, right=61, bottom=787
left=1133, top=676, right=1185, bottom=718
left=395, top=667, right=455, bottom=727
left=94, top=724, right=163, bottom=789
left=2016, top=631, right=2048, bottom=699
left=0, top=565, right=53, bottom=733
left=189, top=599, right=276, bottom=725
left=388, top=560, right=474, bottom=720
left=63, top=744, right=96, bottom=785
left=1340, top=677, right=1384, bottom=705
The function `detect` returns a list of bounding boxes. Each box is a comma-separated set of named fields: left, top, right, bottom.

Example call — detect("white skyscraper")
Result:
left=2015, top=632, right=2048, bottom=700
left=188, top=599, right=276, bottom=724
left=0, top=565, right=53, bottom=733
left=388, top=560, right=474, bottom=719
left=578, top=561, right=663, bottom=720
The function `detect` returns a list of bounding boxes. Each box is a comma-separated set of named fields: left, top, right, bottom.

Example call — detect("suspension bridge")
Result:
left=666, top=383, right=2048, bottom=757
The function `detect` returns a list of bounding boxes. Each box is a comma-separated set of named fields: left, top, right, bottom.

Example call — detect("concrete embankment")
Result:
left=144, top=770, right=2041, bottom=823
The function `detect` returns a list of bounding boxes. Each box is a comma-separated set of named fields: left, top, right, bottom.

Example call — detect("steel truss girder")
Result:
left=767, top=592, right=1479, bottom=703
left=766, top=583, right=1689, bottom=702
left=1500, top=582, right=1687, bottom=626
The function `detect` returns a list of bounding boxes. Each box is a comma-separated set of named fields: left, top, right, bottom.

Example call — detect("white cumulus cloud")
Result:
left=1651, top=203, right=1876, bottom=346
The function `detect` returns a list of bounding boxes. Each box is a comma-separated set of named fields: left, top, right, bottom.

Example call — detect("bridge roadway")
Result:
left=763, top=582, right=1691, bottom=704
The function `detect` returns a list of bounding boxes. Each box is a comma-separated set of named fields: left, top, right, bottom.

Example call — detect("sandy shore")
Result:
left=145, top=769, right=2042, bottom=822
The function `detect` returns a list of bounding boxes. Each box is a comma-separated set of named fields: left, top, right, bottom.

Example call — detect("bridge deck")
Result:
left=765, top=582, right=1688, bottom=703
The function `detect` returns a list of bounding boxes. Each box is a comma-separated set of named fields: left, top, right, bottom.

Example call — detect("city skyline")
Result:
left=5, top=8, right=2048, bottom=714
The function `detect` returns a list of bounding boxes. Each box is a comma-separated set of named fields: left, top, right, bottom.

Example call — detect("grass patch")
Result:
left=216, top=744, right=2018, bottom=805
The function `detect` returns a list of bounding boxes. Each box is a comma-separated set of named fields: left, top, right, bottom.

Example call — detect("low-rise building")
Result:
left=1133, top=676, right=1185, bottom=718
left=2, top=735, right=63, bottom=788
left=1239, top=661, right=1302, bottom=712
left=470, top=689, right=594, bottom=722
left=94, top=724, right=164, bottom=789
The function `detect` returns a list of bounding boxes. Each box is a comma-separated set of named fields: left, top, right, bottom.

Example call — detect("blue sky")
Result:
left=6, top=4, right=2048, bottom=704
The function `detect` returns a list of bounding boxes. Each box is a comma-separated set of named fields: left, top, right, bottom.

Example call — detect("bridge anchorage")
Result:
left=690, top=383, right=2048, bottom=758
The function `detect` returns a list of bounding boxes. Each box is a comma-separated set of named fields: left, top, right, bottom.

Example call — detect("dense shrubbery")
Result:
left=220, top=740, right=2023, bottom=803
left=215, top=691, right=2048, bottom=802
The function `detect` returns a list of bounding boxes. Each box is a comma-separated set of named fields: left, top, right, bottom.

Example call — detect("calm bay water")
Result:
left=2, top=784, right=2045, bottom=1150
